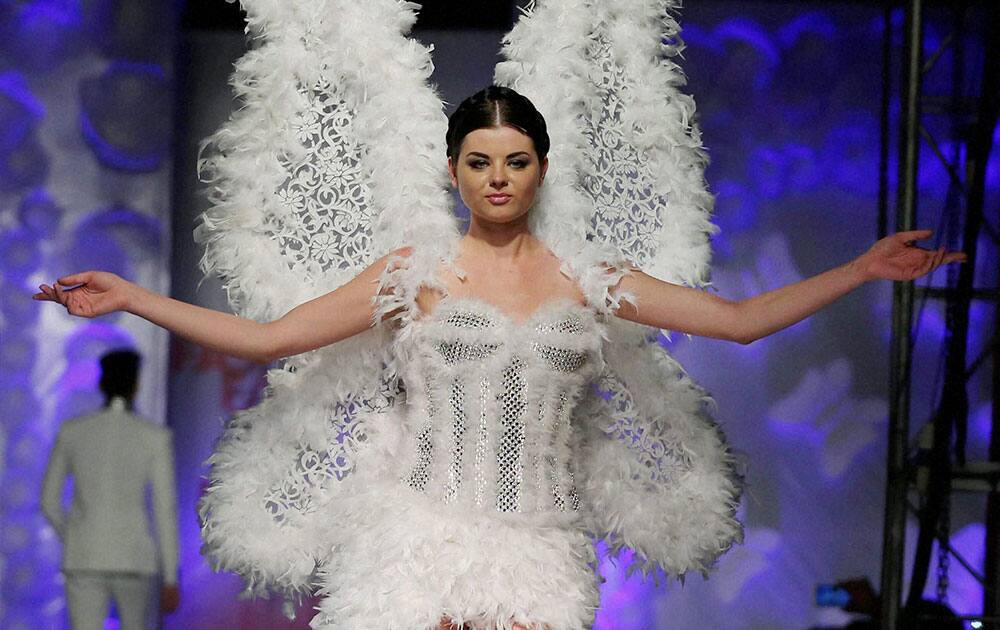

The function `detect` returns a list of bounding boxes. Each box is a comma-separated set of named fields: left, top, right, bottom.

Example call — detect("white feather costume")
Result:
left=195, top=1, right=742, bottom=628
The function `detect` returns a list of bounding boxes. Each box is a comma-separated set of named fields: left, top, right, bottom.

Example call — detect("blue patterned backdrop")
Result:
left=0, top=1, right=178, bottom=627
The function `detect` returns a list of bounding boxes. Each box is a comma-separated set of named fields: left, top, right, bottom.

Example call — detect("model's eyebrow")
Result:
left=465, top=151, right=532, bottom=159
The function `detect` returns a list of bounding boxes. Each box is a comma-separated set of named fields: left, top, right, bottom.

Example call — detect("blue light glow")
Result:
left=0, top=0, right=82, bottom=71
left=79, top=61, right=171, bottom=172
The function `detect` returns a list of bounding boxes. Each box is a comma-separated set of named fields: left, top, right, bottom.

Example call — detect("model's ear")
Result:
left=539, top=156, right=549, bottom=184
left=447, top=157, right=458, bottom=188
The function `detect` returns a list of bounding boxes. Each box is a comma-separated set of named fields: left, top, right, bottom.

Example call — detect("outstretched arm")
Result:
left=34, top=251, right=404, bottom=363
left=615, top=230, right=966, bottom=344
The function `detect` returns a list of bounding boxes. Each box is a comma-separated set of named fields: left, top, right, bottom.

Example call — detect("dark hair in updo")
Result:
left=446, top=86, right=550, bottom=162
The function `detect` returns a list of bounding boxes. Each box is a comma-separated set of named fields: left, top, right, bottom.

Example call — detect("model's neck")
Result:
left=464, top=213, right=535, bottom=260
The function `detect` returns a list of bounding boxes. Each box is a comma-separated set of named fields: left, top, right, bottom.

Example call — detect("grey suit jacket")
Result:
left=41, top=398, right=179, bottom=583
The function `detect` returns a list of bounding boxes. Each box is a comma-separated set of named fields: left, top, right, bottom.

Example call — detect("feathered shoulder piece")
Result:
left=196, top=0, right=457, bottom=599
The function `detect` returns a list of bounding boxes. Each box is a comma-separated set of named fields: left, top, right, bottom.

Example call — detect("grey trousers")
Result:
left=64, top=571, right=156, bottom=630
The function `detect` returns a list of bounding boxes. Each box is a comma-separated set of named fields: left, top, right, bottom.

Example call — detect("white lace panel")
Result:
left=444, top=377, right=467, bottom=502
left=596, top=373, right=693, bottom=483
left=496, top=356, right=528, bottom=512
left=405, top=305, right=596, bottom=514
left=548, top=392, right=580, bottom=511
left=581, top=37, right=664, bottom=269
left=262, top=381, right=398, bottom=524
left=473, top=377, right=491, bottom=506
left=267, top=78, right=374, bottom=281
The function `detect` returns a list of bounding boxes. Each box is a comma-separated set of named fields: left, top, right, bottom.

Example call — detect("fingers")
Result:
left=53, top=282, right=67, bottom=306
left=894, top=229, right=967, bottom=273
left=33, top=278, right=101, bottom=317
left=42, top=283, right=65, bottom=305
left=930, top=246, right=946, bottom=273
left=33, top=285, right=55, bottom=301
left=896, top=228, right=934, bottom=244
left=921, top=247, right=966, bottom=277
left=916, top=246, right=953, bottom=278
left=34, top=273, right=88, bottom=302
left=914, top=249, right=934, bottom=277
left=35, top=274, right=94, bottom=300
left=57, top=271, right=92, bottom=288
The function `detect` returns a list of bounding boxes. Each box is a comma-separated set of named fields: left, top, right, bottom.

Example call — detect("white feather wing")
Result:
left=196, top=0, right=458, bottom=598
left=497, top=0, right=742, bottom=579
left=496, top=0, right=716, bottom=285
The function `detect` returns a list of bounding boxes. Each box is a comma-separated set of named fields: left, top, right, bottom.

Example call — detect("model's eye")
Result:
left=467, top=159, right=489, bottom=169
left=508, top=159, right=528, bottom=169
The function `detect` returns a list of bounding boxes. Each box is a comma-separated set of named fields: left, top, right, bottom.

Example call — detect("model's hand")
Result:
left=33, top=271, right=134, bottom=318
left=851, top=229, right=966, bottom=282
left=160, top=583, right=181, bottom=613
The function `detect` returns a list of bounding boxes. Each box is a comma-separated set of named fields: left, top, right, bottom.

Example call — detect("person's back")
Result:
left=41, top=349, right=178, bottom=630
left=47, top=399, right=174, bottom=576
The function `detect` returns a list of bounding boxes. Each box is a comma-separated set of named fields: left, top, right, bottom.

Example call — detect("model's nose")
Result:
left=489, top=166, right=507, bottom=188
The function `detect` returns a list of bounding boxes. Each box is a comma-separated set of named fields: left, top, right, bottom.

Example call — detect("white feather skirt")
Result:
left=310, top=479, right=599, bottom=630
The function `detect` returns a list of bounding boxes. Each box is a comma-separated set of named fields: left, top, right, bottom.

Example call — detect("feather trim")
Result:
left=576, top=320, right=743, bottom=578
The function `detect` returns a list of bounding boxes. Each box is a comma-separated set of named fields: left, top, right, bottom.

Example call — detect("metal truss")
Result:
left=880, top=0, right=1000, bottom=627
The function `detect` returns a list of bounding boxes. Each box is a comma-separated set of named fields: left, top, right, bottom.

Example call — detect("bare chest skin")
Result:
left=416, top=244, right=586, bottom=324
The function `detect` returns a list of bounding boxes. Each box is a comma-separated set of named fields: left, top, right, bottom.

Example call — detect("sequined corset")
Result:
left=399, top=297, right=603, bottom=514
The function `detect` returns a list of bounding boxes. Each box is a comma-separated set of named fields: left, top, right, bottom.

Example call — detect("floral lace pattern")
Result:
left=262, top=381, right=398, bottom=524
left=596, top=373, right=692, bottom=483
left=582, top=37, right=665, bottom=269
left=267, top=78, right=374, bottom=281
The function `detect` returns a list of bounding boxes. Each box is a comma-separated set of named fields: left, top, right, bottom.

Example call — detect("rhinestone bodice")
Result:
left=397, top=297, right=603, bottom=514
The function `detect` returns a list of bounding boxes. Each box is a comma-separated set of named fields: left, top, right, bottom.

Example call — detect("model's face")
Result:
left=448, top=125, right=548, bottom=225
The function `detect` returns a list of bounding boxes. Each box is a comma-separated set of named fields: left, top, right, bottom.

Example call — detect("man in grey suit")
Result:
left=42, top=349, right=180, bottom=629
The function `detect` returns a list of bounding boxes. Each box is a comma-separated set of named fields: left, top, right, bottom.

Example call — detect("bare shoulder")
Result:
left=369, top=247, right=414, bottom=276
left=414, top=257, right=455, bottom=317
left=338, top=247, right=416, bottom=297
left=386, top=246, right=414, bottom=265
